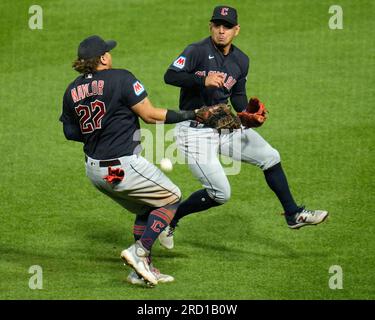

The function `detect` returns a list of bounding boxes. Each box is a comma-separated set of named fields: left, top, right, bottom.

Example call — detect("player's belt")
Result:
left=85, top=155, right=121, bottom=167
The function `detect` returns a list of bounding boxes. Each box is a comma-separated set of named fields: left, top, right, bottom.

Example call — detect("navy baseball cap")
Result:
left=78, top=35, right=117, bottom=59
left=210, top=5, right=238, bottom=26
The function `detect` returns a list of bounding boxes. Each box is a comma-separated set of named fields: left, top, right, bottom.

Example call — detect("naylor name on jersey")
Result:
left=71, top=80, right=105, bottom=103
left=195, top=70, right=237, bottom=90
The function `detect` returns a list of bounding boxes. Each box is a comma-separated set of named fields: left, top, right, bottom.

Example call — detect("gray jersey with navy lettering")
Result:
left=166, top=37, right=249, bottom=112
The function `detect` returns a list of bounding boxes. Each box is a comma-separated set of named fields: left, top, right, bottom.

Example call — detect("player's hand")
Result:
left=204, top=73, right=225, bottom=88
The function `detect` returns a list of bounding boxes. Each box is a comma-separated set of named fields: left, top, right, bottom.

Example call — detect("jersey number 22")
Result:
left=75, top=100, right=106, bottom=134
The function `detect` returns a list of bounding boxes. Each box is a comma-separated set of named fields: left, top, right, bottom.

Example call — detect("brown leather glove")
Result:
left=237, top=97, right=268, bottom=128
left=195, top=104, right=241, bottom=131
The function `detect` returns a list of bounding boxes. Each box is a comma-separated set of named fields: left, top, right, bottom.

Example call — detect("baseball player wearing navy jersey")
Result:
left=158, top=6, right=328, bottom=249
left=60, top=35, right=203, bottom=286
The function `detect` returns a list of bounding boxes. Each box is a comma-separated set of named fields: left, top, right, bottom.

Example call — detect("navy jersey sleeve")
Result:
left=168, top=45, right=201, bottom=73
left=165, top=45, right=205, bottom=88
left=59, top=88, right=84, bottom=142
left=59, top=89, right=75, bottom=123
left=230, top=57, right=250, bottom=112
left=121, top=72, right=148, bottom=107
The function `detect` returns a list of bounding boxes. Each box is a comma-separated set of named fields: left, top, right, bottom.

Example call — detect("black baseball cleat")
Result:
left=286, top=208, right=329, bottom=229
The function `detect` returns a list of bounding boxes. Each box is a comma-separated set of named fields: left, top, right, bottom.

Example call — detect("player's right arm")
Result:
left=131, top=97, right=197, bottom=124
left=163, top=45, right=224, bottom=89
left=123, top=72, right=197, bottom=124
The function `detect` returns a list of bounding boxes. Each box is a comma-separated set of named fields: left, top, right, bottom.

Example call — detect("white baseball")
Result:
left=160, top=158, right=173, bottom=172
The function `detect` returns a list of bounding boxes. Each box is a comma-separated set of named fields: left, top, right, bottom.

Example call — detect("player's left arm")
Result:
left=62, top=122, right=84, bottom=142
left=59, top=91, right=84, bottom=142
left=230, top=78, right=248, bottom=112
left=230, top=57, right=250, bottom=112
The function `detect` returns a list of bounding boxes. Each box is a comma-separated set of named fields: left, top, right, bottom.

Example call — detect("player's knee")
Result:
left=206, top=184, right=231, bottom=204
left=167, top=185, right=182, bottom=205
left=174, top=186, right=182, bottom=202
left=262, top=147, right=281, bottom=170
left=219, top=187, right=231, bottom=204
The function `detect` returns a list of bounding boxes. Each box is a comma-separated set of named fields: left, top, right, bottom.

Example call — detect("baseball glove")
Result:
left=195, top=104, right=242, bottom=131
left=237, top=97, right=268, bottom=128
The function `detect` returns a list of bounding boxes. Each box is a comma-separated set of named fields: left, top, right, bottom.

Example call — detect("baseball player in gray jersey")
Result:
left=158, top=6, right=328, bottom=249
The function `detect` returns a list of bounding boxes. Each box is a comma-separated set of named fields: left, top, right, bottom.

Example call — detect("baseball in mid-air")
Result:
left=160, top=158, right=173, bottom=172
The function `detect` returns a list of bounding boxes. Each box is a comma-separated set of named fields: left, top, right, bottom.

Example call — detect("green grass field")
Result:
left=0, top=0, right=374, bottom=299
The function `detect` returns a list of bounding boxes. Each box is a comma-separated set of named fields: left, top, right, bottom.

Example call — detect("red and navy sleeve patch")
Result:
left=133, top=81, right=145, bottom=96
left=173, top=55, right=186, bottom=69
